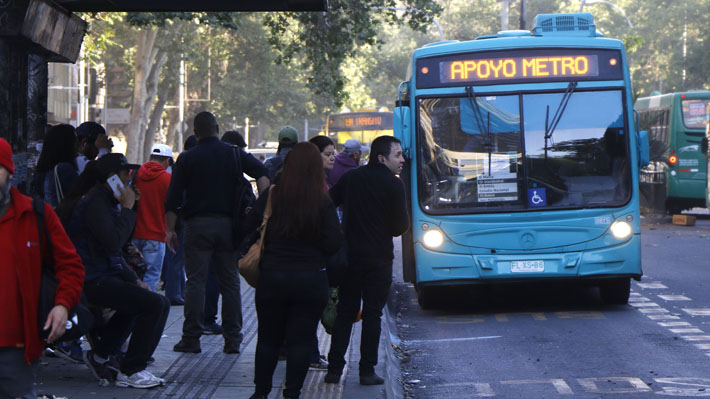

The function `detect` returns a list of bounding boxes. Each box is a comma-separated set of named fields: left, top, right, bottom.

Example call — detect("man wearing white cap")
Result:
left=328, top=138, right=368, bottom=186
left=132, top=144, right=174, bottom=291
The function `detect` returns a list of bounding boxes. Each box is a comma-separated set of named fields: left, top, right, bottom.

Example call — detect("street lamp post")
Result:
left=580, top=0, right=633, bottom=28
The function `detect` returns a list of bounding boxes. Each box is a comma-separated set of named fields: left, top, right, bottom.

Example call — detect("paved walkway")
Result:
left=35, top=279, right=397, bottom=399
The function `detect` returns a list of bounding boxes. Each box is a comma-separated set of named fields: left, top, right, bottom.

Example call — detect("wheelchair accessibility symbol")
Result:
left=528, top=188, right=547, bottom=207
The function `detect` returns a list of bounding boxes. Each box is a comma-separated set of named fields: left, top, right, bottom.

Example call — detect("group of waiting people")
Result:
left=0, top=110, right=408, bottom=399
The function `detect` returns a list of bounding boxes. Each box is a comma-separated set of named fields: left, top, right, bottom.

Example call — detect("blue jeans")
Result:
left=163, top=228, right=186, bottom=304
left=0, top=348, right=38, bottom=399
left=132, top=238, right=166, bottom=292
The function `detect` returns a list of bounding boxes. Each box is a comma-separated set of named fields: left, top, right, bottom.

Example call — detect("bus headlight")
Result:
left=423, top=229, right=444, bottom=248
left=610, top=221, right=632, bottom=239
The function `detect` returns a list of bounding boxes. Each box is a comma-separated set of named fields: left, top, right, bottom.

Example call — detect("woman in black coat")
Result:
left=248, top=142, right=343, bottom=399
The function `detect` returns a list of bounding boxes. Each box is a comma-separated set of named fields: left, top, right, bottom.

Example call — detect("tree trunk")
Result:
left=125, top=29, right=159, bottom=163
left=140, top=50, right=168, bottom=161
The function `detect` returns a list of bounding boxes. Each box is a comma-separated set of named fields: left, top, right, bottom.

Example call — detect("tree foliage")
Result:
left=263, top=0, right=442, bottom=106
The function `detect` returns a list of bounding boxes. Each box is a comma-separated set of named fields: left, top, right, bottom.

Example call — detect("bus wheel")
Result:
left=416, top=285, right=436, bottom=310
left=599, top=278, right=630, bottom=305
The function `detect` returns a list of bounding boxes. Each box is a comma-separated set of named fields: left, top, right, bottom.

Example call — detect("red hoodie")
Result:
left=133, top=161, right=171, bottom=242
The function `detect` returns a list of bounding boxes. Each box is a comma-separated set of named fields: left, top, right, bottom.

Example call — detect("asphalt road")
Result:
left=390, top=215, right=710, bottom=398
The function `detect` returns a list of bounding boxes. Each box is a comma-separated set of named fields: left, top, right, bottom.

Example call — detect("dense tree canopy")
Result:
left=79, top=0, right=709, bottom=161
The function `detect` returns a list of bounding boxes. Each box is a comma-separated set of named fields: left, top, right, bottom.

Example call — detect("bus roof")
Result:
left=635, top=90, right=710, bottom=110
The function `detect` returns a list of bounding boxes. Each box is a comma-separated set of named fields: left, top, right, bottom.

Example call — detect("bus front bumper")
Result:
left=414, top=235, right=642, bottom=286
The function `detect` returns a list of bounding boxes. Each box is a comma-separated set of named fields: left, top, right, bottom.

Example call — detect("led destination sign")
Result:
left=416, top=49, right=623, bottom=88
left=442, top=55, right=598, bottom=83
left=328, top=112, right=393, bottom=131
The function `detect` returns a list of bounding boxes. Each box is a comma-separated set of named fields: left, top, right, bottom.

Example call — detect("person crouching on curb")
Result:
left=246, top=142, right=343, bottom=399
left=65, top=153, right=170, bottom=389
left=0, top=138, right=85, bottom=399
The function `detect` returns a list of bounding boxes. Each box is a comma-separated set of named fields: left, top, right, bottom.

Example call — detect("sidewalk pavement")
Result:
left=35, top=278, right=400, bottom=399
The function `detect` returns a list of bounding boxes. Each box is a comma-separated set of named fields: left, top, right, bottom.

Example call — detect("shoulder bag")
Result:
left=33, top=197, right=94, bottom=342
left=232, top=147, right=256, bottom=247
left=237, top=189, right=272, bottom=288
left=53, top=164, right=65, bottom=205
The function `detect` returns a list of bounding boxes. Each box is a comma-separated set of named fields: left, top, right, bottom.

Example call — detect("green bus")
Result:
left=635, top=91, right=710, bottom=215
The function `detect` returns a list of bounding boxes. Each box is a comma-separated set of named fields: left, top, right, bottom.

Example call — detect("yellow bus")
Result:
left=324, top=109, right=393, bottom=150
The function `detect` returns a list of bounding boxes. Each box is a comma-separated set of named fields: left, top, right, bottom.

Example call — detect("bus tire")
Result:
left=416, top=285, right=436, bottom=310
left=599, top=278, right=630, bottom=305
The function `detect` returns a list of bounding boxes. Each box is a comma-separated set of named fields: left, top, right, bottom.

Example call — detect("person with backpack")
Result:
left=167, top=112, right=269, bottom=355
left=0, top=138, right=85, bottom=399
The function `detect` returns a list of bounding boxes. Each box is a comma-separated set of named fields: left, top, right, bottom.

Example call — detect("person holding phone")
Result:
left=65, top=153, right=171, bottom=389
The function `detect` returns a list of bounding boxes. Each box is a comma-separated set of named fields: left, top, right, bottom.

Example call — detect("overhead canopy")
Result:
left=54, top=0, right=327, bottom=12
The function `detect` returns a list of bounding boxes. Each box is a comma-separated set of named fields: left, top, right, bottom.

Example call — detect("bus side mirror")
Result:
left=638, top=130, right=650, bottom=167
left=394, top=106, right=411, bottom=158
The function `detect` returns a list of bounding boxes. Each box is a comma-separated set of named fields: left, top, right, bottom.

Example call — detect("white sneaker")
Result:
left=115, top=369, right=164, bottom=388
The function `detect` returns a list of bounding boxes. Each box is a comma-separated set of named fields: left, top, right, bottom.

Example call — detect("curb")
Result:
left=383, top=298, right=404, bottom=399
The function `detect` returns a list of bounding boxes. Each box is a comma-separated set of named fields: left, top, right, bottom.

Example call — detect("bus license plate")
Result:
left=511, top=260, right=544, bottom=273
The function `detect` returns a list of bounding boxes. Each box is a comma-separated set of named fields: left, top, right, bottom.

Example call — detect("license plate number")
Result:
left=511, top=260, right=544, bottom=273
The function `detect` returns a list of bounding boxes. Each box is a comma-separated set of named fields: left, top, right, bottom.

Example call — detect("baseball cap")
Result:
left=75, top=121, right=106, bottom=140
left=343, top=139, right=368, bottom=155
left=96, top=153, right=140, bottom=180
left=151, top=144, right=173, bottom=158
left=0, top=137, right=14, bottom=175
left=278, top=126, right=299, bottom=145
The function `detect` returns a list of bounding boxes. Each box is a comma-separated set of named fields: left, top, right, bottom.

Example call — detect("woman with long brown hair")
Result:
left=248, top=142, right=343, bottom=399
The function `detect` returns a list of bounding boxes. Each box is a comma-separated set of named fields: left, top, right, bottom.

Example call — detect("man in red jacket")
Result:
left=132, top=144, right=173, bottom=292
left=0, top=137, right=84, bottom=399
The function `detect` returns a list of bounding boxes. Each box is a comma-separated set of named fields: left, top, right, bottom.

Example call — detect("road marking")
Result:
left=576, top=377, right=652, bottom=393
left=695, top=344, right=710, bottom=350
left=670, top=328, right=704, bottom=334
left=494, top=312, right=546, bottom=322
left=683, top=309, right=710, bottom=316
left=407, top=336, right=502, bottom=344
left=658, top=321, right=693, bottom=327
left=422, top=377, right=710, bottom=396
left=436, top=315, right=486, bottom=324
left=638, top=307, right=670, bottom=314
left=501, top=379, right=573, bottom=394
left=658, top=294, right=691, bottom=301
left=629, top=302, right=661, bottom=307
left=636, top=282, right=668, bottom=289
left=629, top=296, right=651, bottom=302
left=647, top=314, right=680, bottom=320
left=679, top=335, right=710, bottom=341
left=554, top=311, right=604, bottom=320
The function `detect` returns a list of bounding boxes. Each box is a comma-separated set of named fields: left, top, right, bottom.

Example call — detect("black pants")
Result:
left=183, top=215, right=242, bottom=343
left=327, top=259, right=392, bottom=376
left=254, top=269, right=328, bottom=398
left=84, top=275, right=170, bottom=376
left=204, top=262, right=220, bottom=325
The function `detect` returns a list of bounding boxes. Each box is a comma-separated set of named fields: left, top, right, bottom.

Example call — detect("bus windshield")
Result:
left=682, top=99, right=710, bottom=129
left=418, top=89, right=630, bottom=213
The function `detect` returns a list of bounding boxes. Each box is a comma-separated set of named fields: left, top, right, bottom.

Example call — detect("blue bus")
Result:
left=394, top=13, right=649, bottom=308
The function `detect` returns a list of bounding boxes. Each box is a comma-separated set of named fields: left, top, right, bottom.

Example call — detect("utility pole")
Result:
left=499, top=0, right=511, bottom=31
left=520, top=0, right=526, bottom=30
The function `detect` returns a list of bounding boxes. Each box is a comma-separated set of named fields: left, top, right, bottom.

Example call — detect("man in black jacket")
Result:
left=166, top=112, right=269, bottom=355
left=325, top=135, right=409, bottom=386
left=67, top=153, right=170, bottom=389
